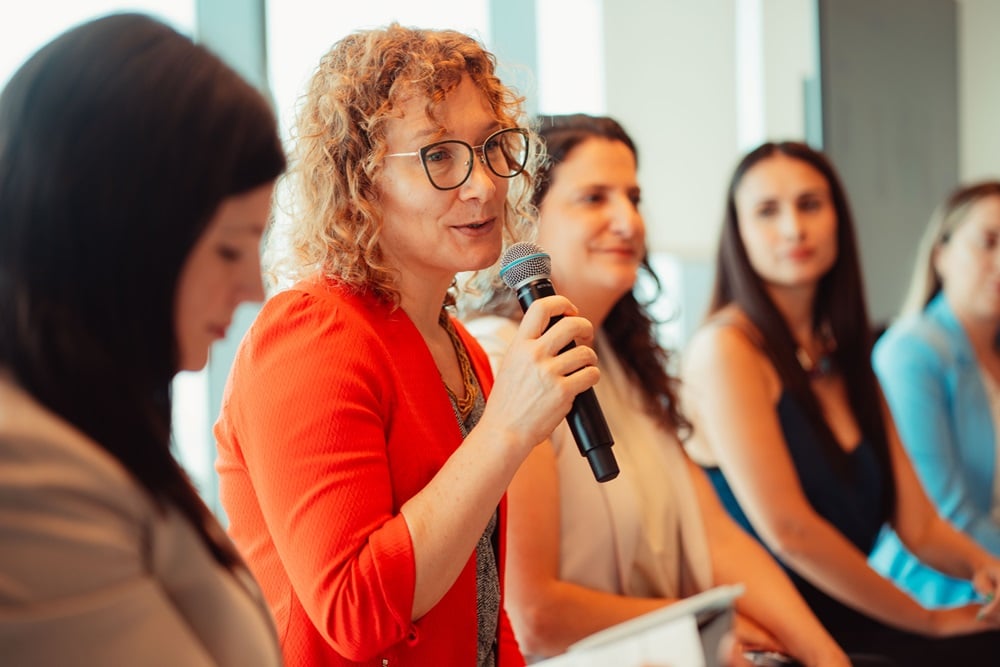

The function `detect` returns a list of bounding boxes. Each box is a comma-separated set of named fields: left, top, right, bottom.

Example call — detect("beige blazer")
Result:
left=0, top=376, right=282, bottom=666
left=467, top=316, right=712, bottom=600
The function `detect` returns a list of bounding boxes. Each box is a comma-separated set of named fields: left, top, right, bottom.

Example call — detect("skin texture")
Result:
left=500, top=139, right=849, bottom=667
left=682, top=154, right=1000, bottom=641
left=375, top=76, right=600, bottom=620
left=174, top=183, right=273, bottom=371
left=935, top=194, right=1000, bottom=378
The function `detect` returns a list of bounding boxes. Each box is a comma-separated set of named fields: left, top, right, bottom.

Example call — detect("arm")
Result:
left=402, top=296, right=599, bottom=619
left=225, top=290, right=596, bottom=660
left=689, top=457, right=849, bottom=667
left=503, top=440, right=677, bottom=657
left=0, top=431, right=263, bottom=666
left=682, top=324, right=948, bottom=635
left=470, top=316, right=677, bottom=656
left=880, top=401, right=1000, bottom=624
left=874, top=331, right=1000, bottom=552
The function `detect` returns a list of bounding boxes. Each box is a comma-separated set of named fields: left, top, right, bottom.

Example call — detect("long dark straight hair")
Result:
left=532, top=114, right=688, bottom=434
left=0, top=14, right=286, bottom=567
left=708, top=141, right=894, bottom=521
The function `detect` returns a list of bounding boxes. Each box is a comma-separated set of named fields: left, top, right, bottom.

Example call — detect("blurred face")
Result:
left=734, top=154, right=838, bottom=292
left=174, top=182, right=273, bottom=371
left=935, top=194, right=1000, bottom=325
left=378, top=75, right=512, bottom=293
left=536, top=137, right=644, bottom=310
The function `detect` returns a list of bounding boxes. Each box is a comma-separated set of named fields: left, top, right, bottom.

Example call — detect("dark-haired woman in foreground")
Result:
left=0, top=13, right=286, bottom=664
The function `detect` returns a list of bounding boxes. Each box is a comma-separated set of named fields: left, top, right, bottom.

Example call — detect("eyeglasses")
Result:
left=385, top=127, right=529, bottom=191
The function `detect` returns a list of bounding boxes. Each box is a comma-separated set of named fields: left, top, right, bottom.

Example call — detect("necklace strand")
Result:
left=439, top=309, right=478, bottom=420
left=796, top=325, right=836, bottom=380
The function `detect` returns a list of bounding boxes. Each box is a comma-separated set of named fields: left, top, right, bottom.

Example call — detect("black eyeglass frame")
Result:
left=385, top=127, right=530, bottom=191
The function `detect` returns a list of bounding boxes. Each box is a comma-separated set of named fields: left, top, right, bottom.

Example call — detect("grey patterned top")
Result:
left=447, top=381, right=497, bottom=667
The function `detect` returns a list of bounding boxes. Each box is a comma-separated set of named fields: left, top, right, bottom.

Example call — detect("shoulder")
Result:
left=874, top=310, right=954, bottom=373
left=0, top=382, right=154, bottom=601
left=682, top=307, right=780, bottom=405
left=0, top=380, right=149, bottom=515
left=253, top=276, right=386, bottom=342
left=462, top=313, right=519, bottom=343
left=460, top=314, right=520, bottom=370
left=235, top=277, right=397, bottom=380
left=684, top=307, right=769, bottom=373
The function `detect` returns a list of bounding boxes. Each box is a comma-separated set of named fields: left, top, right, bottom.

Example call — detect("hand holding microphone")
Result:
left=500, top=242, right=619, bottom=483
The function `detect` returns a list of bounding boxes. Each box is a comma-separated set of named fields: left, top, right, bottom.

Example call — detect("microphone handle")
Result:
left=515, top=280, right=619, bottom=482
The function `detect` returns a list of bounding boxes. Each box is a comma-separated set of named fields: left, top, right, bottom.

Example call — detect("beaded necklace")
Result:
left=796, top=326, right=836, bottom=380
left=438, top=309, right=479, bottom=420
left=796, top=346, right=834, bottom=379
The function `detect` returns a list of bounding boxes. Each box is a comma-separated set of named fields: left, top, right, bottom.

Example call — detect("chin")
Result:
left=177, top=351, right=210, bottom=373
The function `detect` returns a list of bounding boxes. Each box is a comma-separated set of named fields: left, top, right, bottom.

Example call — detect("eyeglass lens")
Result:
left=422, top=128, right=528, bottom=190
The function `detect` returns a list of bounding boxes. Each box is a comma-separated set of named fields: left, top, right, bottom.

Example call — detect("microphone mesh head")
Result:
left=499, top=242, right=551, bottom=289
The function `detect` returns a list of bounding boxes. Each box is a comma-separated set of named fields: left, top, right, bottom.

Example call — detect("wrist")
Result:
left=803, top=639, right=848, bottom=667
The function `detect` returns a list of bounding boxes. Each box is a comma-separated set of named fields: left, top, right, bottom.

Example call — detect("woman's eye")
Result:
left=424, top=147, right=454, bottom=164
left=217, top=246, right=241, bottom=262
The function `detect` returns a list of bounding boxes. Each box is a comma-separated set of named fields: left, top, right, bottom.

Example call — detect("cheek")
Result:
left=738, top=225, right=772, bottom=270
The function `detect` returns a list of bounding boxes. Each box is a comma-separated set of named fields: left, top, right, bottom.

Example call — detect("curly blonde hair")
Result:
left=273, top=23, right=540, bottom=305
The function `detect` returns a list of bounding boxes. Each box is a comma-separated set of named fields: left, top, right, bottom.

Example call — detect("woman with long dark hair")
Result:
left=0, top=13, right=286, bottom=664
left=464, top=117, right=849, bottom=667
left=682, top=141, right=1000, bottom=665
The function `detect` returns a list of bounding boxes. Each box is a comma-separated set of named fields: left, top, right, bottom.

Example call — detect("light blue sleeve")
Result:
left=874, top=326, right=1000, bottom=553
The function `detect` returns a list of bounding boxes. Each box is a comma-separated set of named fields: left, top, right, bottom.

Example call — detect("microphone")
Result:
left=499, top=242, right=619, bottom=483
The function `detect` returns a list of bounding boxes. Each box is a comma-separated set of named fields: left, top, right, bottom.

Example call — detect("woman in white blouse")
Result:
left=461, top=114, right=848, bottom=667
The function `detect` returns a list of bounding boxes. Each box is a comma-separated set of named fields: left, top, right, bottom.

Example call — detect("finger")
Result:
left=558, top=364, right=601, bottom=397
left=548, top=343, right=599, bottom=377
left=533, top=316, right=595, bottom=358
left=973, top=570, right=1000, bottom=605
left=518, top=295, right=578, bottom=338
left=976, top=593, right=1000, bottom=623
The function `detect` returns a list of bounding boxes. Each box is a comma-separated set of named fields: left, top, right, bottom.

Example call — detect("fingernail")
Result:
left=987, top=593, right=996, bottom=603
left=977, top=609, right=986, bottom=621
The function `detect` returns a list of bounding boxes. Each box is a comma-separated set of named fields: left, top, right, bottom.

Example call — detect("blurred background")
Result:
left=3, top=0, right=996, bottom=515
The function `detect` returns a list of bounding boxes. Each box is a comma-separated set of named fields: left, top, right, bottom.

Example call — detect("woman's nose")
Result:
left=610, top=197, right=643, bottom=238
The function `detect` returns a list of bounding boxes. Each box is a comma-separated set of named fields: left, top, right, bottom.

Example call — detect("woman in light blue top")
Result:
left=872, top=181, right=1000, bottom=608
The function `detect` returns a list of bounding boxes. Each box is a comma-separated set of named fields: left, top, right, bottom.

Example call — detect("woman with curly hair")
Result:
left=214, top=25, right=599, bottom=666
left=462, top=115, right=849, bottom=667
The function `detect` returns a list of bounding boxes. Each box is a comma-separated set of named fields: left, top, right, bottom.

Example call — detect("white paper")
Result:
left=531, top=585, right=745, bottom=667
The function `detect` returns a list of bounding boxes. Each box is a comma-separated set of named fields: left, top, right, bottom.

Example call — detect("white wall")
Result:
left=603, top=0, right=738, bottom=261
left=958, top=0, right=1000, bottom=182
left=600, top=1, right=816, bottom=347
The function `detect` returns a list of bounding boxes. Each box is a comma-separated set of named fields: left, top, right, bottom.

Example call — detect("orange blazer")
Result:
left=215, top=276, right=524, bottom=666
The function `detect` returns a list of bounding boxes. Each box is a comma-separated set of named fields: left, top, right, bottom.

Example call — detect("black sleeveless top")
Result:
left=705, top=391, right=885, bottom=628
left=705, top=392, right=1000, bottom=663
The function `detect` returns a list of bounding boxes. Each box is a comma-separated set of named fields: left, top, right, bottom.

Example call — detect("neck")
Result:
left=555, top=282, right=621, bottom=332
left=397, top=275, right=454, bottom=339
left=765, top=283, right=817, bottom=348
left=949, top=299, right=1000, bottom=356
